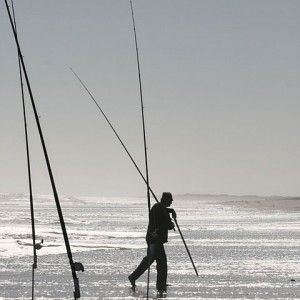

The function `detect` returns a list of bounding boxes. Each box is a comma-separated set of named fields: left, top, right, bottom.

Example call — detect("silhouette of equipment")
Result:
left=34, top=239, right=43, bottom=250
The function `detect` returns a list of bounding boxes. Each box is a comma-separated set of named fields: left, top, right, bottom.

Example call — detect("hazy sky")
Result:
left=1, top=0, right=299, bottom=197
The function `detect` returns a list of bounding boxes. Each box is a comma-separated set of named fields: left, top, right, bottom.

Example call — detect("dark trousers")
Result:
left=130, top=243, right=167, bottom=290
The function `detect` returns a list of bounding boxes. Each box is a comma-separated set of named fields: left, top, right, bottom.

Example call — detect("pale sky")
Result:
left=1, top=0, right=299, bottom=197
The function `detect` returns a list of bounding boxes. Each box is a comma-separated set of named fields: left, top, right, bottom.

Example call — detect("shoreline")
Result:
left=223, top=197, right=300, bottom=211
left=176, top=193, right=300, bottom=212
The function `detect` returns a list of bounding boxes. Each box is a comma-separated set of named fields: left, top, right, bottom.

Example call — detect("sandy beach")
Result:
left=1, top=194, right=300, bottom=299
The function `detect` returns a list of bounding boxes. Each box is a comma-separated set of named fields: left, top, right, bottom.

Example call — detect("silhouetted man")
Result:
left=128, top=192, right=176, bottom=294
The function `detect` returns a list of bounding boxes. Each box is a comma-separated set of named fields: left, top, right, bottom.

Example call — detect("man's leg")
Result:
left=128, top=244, right=156, bottom=287
left=156, top=243, right=167, bottom=291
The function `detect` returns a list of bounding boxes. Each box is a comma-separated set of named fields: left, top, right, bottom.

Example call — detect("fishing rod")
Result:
left=70, top=69, right=199, bottom=277
left=173, top=218, right=199, bottom=277
left=129, top=0, right=151, bottom=297
left=10, top=1, right=37, bottom=298
left=129, top=0, right=151, bottom=212
left=4, top=2, right=84, bottom=299
left=70, top=68, right=157, bottom=200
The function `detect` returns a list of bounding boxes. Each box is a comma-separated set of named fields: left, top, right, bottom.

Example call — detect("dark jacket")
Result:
left=146, top=202, right=174, bottom=244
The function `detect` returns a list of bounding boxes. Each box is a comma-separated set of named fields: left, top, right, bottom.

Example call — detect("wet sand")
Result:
left=1, top=194, right=300, bottom=299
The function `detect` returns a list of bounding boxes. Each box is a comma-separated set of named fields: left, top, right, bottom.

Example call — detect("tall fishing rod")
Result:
left=10, top=1, right=37, bottom=298
left=5, top=2, right=84, bottom=299
left=129, top=0, right=151, bottom=213
left=129, top=1, right=152, bottom=297
left=70, top=70, right=199, bottom=277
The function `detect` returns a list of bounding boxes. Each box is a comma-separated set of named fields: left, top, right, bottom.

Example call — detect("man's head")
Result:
left=160, top=192, right=173, bottom=207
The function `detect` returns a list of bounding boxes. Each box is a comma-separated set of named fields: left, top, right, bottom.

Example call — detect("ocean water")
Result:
left=0, top=193, right=300, bottom=299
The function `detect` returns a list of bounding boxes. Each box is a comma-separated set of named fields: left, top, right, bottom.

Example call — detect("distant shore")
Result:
left=176, top=193, right=300, bottom=211
left=224, top=197, right=300, bottom=211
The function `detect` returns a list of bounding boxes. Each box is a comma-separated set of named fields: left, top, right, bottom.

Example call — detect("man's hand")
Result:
left=168, top=208, right=177, bottom=219
left=171, top=221, right=175, bottom=230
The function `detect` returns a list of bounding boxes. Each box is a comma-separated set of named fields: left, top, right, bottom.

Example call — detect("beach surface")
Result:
left=1, top=193, right=300, bottom=299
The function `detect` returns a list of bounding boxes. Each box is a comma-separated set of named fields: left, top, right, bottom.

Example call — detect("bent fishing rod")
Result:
left=5, top=1, right=84, bottom=299
left=71, top=69, right=199, bottom=277
left=10, top=1, right=38, bottom=298
left=129, top=0, right=151, bottom=297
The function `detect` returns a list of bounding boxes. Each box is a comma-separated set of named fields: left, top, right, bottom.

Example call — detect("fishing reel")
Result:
left=72, top=262, right=84, bottom=299
left=34, top=239, right=43, bottom=250
left=72, top=262, right=84, bottom=272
